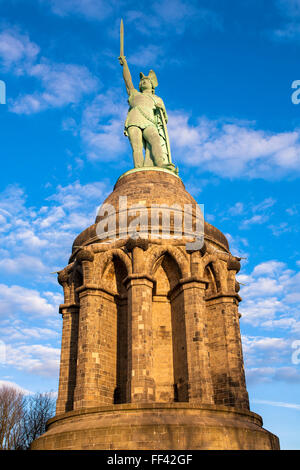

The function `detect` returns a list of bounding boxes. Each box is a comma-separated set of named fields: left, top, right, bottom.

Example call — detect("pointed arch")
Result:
left=100, top=248, right=132, bottom=279
left=204, top=263, right=220, bottom=296
left=146, top=245, right=189, bottom=279
left=200, top=254, right=227, bottom=292
left=150, top=248, right=189, bottom=403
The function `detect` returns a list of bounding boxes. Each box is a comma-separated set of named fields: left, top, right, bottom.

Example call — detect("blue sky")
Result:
left=0, top=0, right=300, bottom=450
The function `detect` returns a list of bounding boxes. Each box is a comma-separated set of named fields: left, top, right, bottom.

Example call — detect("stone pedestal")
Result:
left=31, top=403, right=279, bottom=450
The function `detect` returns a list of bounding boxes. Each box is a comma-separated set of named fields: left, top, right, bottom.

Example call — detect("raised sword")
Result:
left=120, top=18, right=124, bottom=57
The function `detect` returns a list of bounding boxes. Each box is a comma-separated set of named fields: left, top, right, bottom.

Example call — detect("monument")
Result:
left=31, top=22, right=280, bottom=450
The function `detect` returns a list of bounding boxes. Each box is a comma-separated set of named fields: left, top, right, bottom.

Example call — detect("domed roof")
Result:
left=71, top=169, right=229, bottom=257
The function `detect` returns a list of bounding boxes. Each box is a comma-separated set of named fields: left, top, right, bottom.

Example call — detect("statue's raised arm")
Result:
left=118, top=19, right=134, bottom=95
left=118, top=19, right=177, bottom=175
left=119, top=56, right=135, bottom=95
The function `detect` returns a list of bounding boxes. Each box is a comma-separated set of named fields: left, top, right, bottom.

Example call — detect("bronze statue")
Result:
left=118, top=20, right=177, bottom=173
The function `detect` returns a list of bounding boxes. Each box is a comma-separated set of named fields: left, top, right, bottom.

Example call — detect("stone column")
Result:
left=56, top=304, right=79, bottom=414
left=171, top=277, right=214, bottom=404
left=124, top=273, right=155, bottom=403
left=73, top=285, right=117, bottom=409
left=207, top=293, right=249, bottom=409
left=226, top=256, right=249, bottom=409
left=222, top=294, right=249, bottom=409
left=76, top=249, right=94, bottom=283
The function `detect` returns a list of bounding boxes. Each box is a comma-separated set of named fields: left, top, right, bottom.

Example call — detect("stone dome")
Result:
left=71, top=169, right=229, bottom=259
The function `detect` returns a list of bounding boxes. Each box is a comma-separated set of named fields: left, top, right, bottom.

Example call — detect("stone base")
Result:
left=31, top=403, right=280, bottom=450
left=116, top=166, right=180, bottom=183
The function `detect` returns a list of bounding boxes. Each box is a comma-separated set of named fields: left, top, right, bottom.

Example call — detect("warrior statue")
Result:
left=118, top=20, right=177, bottom=174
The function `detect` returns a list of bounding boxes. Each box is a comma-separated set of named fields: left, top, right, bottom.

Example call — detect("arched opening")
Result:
left=204, top=262, right=220, bottom=297
left=73, top=264, right=83, bottom=304
left=102, top=256, right=129, bottom=404
left=152, top=253, right=189, bottom=402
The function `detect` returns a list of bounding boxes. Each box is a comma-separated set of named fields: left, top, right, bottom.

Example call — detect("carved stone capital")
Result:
left=227, top=256, right=241, bottom=273
left=58, top=269, right=69, bottom=286
left=76, top=249, right=94, bottom=263
left=179, top=276, right=208, bottom=287
left=125, top=237, right=149, bottom=252
left=59, top=303, right=80, bottom=314
left=205, top=292, right=242, bottom=304
left=123, top=273, right=156, bottom=289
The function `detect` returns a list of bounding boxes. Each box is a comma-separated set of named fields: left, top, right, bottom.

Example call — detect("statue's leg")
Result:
left=144, top=141, right=154, bottom=167
left=143, top=126, right=164, bottom=167
left=127, top=126, right=144, bottom=168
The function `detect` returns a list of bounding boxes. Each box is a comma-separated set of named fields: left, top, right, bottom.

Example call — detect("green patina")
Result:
left=119, top=20, right=178, bottom=176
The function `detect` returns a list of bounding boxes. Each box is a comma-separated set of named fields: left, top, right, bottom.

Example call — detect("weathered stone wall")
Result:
left=56, top=238, right=249, bottom=412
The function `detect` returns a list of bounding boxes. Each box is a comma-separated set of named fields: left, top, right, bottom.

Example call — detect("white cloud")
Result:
left=44, top=0, right=222, bottom=34
left=0, top=184, right=27, bottom=215
left=286, top=206, right=298, bottom=216
left=273, top=0, right=300, bottom=39
left=0, top=325, right=59, bottom=342
left=253, top=261, right=286, bottom=276
left=243, top=335, right=289, bottom=353
left=252, top=399, right=300, bottom=410
left=252, top=198, right=276, bottom=212
left=225, top=196, right=295, bottom=239
left=240, top=214, right=269, bottom=229
left=262, top=318, right=300, bottom=332
left=0, top=27, right=98, bottom=114
left=241, top=297, right=285, bottom=324
left=47, top=180, right=108, bottom=210
left=224, top=232, right=249, bottom=259
left=0, top=179, right=117, bottom=384
left=222, top=198, right=276, bottom=232
left=38, top=206, right=65, bottom=229
left=79, top=91, right=128, bottom=161
left=245, top=366, right=300, bottom=384
left=168, top=113, right=300, bottom=179
left=42, top=0, right=113, bottom=21
left=153, top=0, right=201, bottom=23
left=268, top=221, right=292, bottom=237
left=0, top=284, right=60, bottom=318
left=5, top=343, right=60, bottom=377
left=0, top=28, right=39, bottom=72
left=0, top=380, right=32, bottom=395
left=242, top=335, right=300, bottom=383
left=0, top=180, right=111, bottom=270
left=11, top=60, right=98, bottom=114
left=62, top=117, right=79, bottom=136
left=245, top=367, right=276, bottom=384
left=228, top=202, right=244, bottom=216
left=126, top=0, right=223, bottom=36
left=125, top=10, right=162, bottom=36
left=273, top=367, right=300, bottom=382
left=0, top=255, right=47, bottom=275
left=10, top=229, right=48, bottom=251
left=238, top=260, right=300, bottom=331
left=128, top=45, right=165, bottom=68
